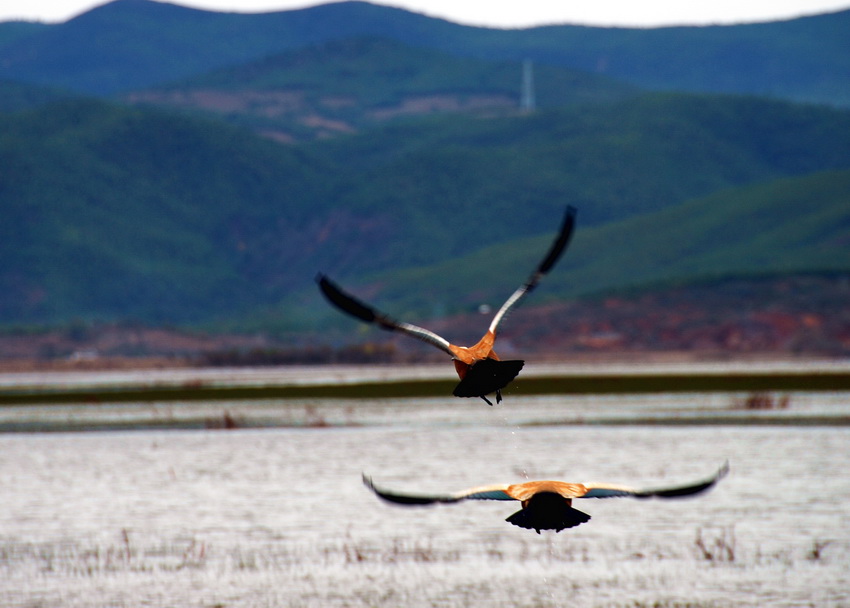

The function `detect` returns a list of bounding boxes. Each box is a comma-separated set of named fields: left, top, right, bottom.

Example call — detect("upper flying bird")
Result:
left=363, top=462, right=729, bottom=534
left=316, top=206, right=577, bottom=405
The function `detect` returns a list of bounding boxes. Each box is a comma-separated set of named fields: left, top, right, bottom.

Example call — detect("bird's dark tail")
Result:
left=452, top=358, right=524, bottom=402
left=506, top=493, right=591, bottom=533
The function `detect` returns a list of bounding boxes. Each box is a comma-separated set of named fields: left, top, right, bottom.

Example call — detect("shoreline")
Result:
left=1, top=358, right=849, bottom=406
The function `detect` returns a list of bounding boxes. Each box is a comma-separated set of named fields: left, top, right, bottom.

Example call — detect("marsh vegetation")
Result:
left=1, top=400, right=848, bottom=607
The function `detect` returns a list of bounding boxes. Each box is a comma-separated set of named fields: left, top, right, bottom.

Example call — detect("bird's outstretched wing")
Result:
left=489, top=206, right=577, bottom=335
left=580, top=462, right=730, bottom=499
left=317, top=274, right=453, bottom=356
left=363, top=474, right=515, bottom=505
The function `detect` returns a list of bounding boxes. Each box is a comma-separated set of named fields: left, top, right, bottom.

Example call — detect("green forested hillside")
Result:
left=308, top=93, right=850, bottom=273
left=125, top=36, right=636, bottom=140
left=2, top=92, right=849, bottom=329
left=0, top=20, right=46, bottom=48
left=0, top=99, right=334, bottom=323
left=177, top=36, right=633, bottom=104
left=0, top=80, right=80, bottom=112
left=337, top=168, right=850, bottom=328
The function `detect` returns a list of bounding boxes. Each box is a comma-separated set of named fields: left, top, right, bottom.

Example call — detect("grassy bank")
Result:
left=2, top=366, right=849, bottom=405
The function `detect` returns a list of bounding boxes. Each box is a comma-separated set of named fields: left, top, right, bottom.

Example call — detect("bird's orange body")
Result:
left=449, top=330, right=499, bottom=379
left=506, top=480, right=588, bottom=502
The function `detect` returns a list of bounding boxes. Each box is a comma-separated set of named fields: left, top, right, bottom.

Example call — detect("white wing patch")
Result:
left=580, top=484, right=640, bottom=499
left=453, top=484, right=515, bottom=501
left=396, top=321, right=453, bottom=356
left=489, top=281, right=535, bottom=335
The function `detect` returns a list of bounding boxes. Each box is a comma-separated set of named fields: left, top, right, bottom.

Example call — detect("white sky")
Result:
left=1, top=0, right=849, bottom=28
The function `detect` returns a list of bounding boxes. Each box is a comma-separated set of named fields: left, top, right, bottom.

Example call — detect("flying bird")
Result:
left=316, top=206, right=577, bottom=405
left=362, top=462, right=729, bottom=534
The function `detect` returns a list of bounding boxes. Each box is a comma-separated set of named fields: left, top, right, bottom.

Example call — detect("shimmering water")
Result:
left=2, top=414, right=849, bottom=607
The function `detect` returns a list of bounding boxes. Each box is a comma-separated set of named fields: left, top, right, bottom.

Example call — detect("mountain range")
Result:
left=1, top=0, right=848, bottom=106
left=1, top=0, right=849, bottom=347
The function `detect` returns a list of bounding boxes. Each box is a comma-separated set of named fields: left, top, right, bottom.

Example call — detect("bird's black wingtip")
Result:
left=642, top=461, right=731, bottom=499
left=316, top=274, right=381, bottom=325
left=562, top=205, right=577, bottom=230
left=536, top=206, right=577, bottom=276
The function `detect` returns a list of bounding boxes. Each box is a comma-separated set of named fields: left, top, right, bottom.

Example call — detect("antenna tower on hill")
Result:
left=520, top=59, right=536, bottom=113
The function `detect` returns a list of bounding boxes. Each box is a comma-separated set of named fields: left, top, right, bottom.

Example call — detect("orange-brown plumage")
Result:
left=448, top=329, right=498, bottom=366
left=504, top=480, right=588, bottom=502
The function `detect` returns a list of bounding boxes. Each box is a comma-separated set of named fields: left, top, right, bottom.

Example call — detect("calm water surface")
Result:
left=1, top=397, right=849, bottom=607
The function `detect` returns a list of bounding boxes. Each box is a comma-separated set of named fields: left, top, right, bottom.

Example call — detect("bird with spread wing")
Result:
left=317, top=206, right=577, bottom=405
left=363, top=462, right=729, bottom=533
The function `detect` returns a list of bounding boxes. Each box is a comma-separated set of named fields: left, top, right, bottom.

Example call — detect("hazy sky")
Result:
left=2, top=0, right=848, bottom=28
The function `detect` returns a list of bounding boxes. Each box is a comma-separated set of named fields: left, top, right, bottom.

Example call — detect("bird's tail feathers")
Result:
left=452, top=359, right=524, bottom=400
left=506, top=503, right=591, bottom=533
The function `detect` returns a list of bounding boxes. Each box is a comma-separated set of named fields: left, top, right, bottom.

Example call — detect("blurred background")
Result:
left=2, top=1, right=850, bottom=371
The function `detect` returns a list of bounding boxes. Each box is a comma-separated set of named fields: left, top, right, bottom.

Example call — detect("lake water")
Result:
left=1, top=388, right=849, bottom=606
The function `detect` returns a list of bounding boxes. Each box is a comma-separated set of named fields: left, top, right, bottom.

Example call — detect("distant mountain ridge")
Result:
left=0, top=0, right=848, bottom=106
left=0, top=1, right=461, bottom=95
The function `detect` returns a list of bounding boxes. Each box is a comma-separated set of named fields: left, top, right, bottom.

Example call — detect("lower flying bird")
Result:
left=316, top=206, right=577, bottom=405
left=363, top=462, right=729, bottom=534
